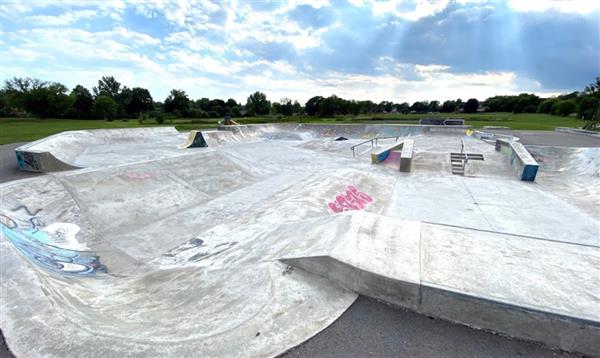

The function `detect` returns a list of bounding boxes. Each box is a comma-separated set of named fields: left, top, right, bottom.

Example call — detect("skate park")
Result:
left=1, top=123, right=598, bottom=357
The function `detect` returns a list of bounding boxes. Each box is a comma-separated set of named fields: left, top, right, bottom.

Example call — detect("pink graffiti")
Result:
left=327, top=185, right=374, bottom=213
left=124, top=172, right=156, bottom=180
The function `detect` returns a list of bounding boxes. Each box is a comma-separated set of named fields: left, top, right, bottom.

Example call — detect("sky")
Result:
left=1, top=0, right=599, bottom=104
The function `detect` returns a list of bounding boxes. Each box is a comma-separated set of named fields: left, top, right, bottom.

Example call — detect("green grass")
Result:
left=0, top=113, right=586, bottom=144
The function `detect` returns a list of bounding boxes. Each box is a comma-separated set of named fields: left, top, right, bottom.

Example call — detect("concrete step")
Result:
left=450, top=153, right=485, bottom=161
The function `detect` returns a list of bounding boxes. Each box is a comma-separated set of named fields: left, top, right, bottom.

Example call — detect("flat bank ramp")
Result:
left=279, top=212, right=600, bottom=356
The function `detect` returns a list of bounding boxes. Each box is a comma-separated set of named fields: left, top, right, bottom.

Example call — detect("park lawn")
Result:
left=0, top=113, right=585, bottom=144
left=0, top=117, right=219, bottom=144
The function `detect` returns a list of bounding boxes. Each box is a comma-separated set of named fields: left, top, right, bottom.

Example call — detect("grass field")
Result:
left=0, top=113, right=586, bottom=144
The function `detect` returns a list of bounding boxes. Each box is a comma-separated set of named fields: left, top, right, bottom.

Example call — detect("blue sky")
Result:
left=1, top=0, right=599, bottom=104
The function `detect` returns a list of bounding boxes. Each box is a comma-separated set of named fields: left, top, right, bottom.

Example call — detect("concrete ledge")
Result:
left=399, top=139, right=414, bottom=172
left=371, top=142, right=404, bottom=163
left=495, top=139, right=539, bottom=181
left=280, top=254, right=600, bottom=357
left=421, top=286, right=600, bottom=356
left=281, top=256, right=599, bottom=357
left=555, top=127, right=600, bottom=138
left=474, top=130, right=519, bottom=143
left=279, top=212, right=599, bottom=356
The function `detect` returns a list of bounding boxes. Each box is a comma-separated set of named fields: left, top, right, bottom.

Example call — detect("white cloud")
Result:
left=27, top=9, right=97, bottom=26
left=4, top=27, right=162, bottom=74
left=508, top=0, right=600, bottom=14
left=415, top=64, right=451, bottom=73
left=366, top=0, right=450, bottom=21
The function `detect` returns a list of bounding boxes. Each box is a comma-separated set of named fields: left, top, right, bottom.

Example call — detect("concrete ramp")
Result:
left=280, top=212, right=600, bottom=356
left=15, top=127, right=189, bottom=172
left=15, top=149, right=81, bottom=172
left=180, top=130, right=208, bottom=148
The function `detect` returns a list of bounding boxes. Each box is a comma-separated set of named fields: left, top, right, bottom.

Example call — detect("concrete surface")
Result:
left=1, top=125, right=598, bottom=357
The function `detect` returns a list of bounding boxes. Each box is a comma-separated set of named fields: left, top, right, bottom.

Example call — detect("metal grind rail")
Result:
left=350, top=136, right=401, bottom=157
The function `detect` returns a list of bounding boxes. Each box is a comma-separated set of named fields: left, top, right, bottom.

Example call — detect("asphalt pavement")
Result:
left=486, top=129, right=600, bottom=147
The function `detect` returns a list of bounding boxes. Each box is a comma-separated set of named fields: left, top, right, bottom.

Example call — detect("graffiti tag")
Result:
left=0, top=211, right=107, bottom=276
left=327, top=184, right=374, bottom=213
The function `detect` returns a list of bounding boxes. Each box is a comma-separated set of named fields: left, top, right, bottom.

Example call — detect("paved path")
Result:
left=0, top=137, right=586, bottom=357
left=487, top=129, right=600, bottom=147
left=282, top=296, right=575, bottom=358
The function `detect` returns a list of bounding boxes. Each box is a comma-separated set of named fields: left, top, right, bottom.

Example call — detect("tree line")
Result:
left=1, top=75, right=598, bottom=121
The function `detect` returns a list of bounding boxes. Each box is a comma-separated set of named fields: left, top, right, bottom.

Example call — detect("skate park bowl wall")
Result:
left=15, top=127, right=192, bottom=172
left=495, top=138, right=539, bottom=181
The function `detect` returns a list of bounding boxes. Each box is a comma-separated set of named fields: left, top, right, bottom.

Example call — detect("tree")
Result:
left=551, top=100, right=576, bottom=117
left=24, top=82, right=72, bottom=118
left=441, top=100, right=457, bottom=113
left=305, top=96, right=323, bottom=116
left=163, top=89, right=190, bottom=116
left=319, top=95, right=342, bottom=117
left=429, top=100, right=440, bottom=112
left=93, top=76, right=121, bottom=99
left=93, top=95, right=118, bottom=120
left=396, top=102, right=410, bottom=114
left=584, top=76, right=600, bottom=97
left=209, top=99, right=226, bottom=116
left=246, top=91, right=270, bottom=115
left=537, top=98, right=557, bottom=114
left=197, top=97, right=210, bottom=111
left=2, top=77, right=47, bottom=111
left=292, top=100, right=302, bottom=115
left=578, top=97, right=599, bottom=119
left=69, top=85, right=94, bottom=119
left=125, top=87, right=153, bottom=117
left=278, top=98, right=293, bottom=116
left=463, top=98, right=479, bottom=113
left=226, top=98, right=238, bottom=109
left=410, top=101, right=429, bottom=113
left=116, top=86, right=132, bottom=117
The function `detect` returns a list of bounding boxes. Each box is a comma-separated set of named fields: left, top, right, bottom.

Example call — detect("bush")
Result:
left=188, top=108, right=203, bottom=118
left=551, top=100, right=576, bottom=117
left=155, top=113, right=166, bottom=124
left=138, top=113, right=149, bottom=124
left=207, top=110, right=219, bottom=118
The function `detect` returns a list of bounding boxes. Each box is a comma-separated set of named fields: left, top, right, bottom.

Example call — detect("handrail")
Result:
left=351, top=136, right=401, bottom=157
left=460, top=139, right=467, bottom=172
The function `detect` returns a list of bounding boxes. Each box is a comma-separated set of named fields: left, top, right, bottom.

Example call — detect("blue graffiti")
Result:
left=1, top=217, right=107, bottom=276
